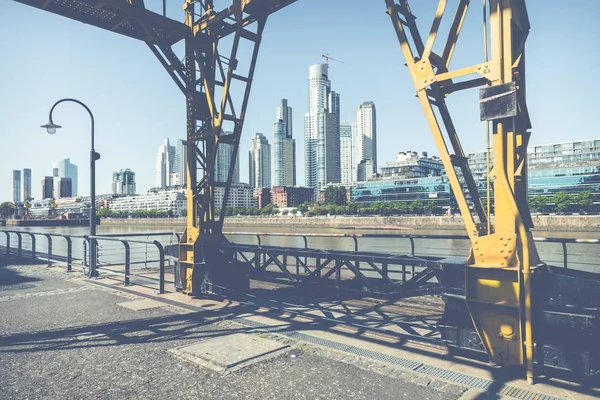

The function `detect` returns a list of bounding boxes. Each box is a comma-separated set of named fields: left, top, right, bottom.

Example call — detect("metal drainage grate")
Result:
left=233, top=316, right=562, bottom=400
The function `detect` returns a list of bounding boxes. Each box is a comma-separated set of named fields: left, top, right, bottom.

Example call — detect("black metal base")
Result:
left=438, top=265, right=600, bottom=380
left=191, top=259, right=251, bottom=297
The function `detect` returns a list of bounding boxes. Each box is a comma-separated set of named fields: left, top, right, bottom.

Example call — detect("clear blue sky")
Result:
left=1, top=0, right=599, bottom=202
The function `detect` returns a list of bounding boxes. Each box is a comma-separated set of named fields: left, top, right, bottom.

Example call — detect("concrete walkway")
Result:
left=0, top=260, right=597, bottom=400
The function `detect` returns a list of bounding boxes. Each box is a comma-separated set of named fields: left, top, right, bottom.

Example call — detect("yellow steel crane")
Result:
left=384, top=0, right=540, bottom=383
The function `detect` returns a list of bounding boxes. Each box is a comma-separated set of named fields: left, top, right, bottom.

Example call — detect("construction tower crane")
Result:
left=321, top=53, right=344, bottom=64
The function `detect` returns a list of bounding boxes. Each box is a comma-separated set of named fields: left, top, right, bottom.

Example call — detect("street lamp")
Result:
left=41, top=98, right=101, bottom=277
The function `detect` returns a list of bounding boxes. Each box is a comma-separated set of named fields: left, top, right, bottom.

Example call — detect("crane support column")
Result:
left=385, top=0, right=542, bottom=382
left=178, top=0, right=296, bottom=296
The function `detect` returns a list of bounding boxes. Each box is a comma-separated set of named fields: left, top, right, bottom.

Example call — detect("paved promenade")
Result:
left=0, top=259, right=597, bottom=400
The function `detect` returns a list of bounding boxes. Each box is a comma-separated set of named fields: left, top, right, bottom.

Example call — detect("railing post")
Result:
left=15, top=232, right=22, bottom=259
left=303, top=235, right=308, bottom=272
left=44, top=234, right=52, bottom=267
left=28, top=233, right=36, bottom=260
left=409, top=237, right=415, bottom=256
left=83, top=238, right=88, bottom=266
left=154, top=240, right=165, bottom=294
left=353, top=236, right=359, bottom=252
left=561, top=242, right=568, bottom=269
left=121, top=240, right=130, bottom=286
left=4, top=231, right=10, bottom=258
left=63, top=236, right=72, bottom=272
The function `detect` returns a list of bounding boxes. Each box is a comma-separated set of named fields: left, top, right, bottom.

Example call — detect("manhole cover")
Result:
left=169, top=333, right=289, bottom=373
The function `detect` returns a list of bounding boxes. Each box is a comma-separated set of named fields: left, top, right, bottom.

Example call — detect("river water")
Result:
left=4, top=224, right=600, bottom=273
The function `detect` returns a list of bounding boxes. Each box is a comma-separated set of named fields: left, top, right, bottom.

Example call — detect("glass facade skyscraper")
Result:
left=23, top=168, right=31, bottom=201
left=215, top=140, right=240, bottom=184
left=53, top=158, right=78, bottom=196
left=249, top=132, right=271, bottom=189
left=305, top=64, right=340, bottom=195
left=340, top=122, right=356, bottom=185
left=13, top=170, right=21, bottom=203
left=112, top=168, right=136, bottom=195
left=273, top=99, right=296, bottom=187
left=356, top=101, right=377, bottom=179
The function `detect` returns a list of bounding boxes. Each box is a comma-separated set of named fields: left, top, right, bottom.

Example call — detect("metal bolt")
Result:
left=500, top=249, right=504, bottom=253
left=508, top=249, right=512, bottom=253
left=500, top=236, right=503, bottom=240
left=479, top=253, right=483, bottom=256
left=507, top=237, right=512, bottom=241
left=504, top=242, right=508, bottom=246
left=500, top=262, right=504, bottom=266
left=475, top=247, right=479, bottom=251
left=504, top=255, right=508, bottom=259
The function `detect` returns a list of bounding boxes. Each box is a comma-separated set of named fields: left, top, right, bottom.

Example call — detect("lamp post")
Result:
left=41, top=98, right=100, bottom=277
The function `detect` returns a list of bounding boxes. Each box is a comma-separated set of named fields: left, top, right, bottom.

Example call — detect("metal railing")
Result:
left=223, top=231, right=600, bottom=271
left=2, top=229, right=599, bottom=293
left=0, top=230, right=175, bottom=294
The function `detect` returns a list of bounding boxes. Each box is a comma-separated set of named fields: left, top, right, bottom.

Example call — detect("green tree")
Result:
left=181, top=209, right=188, bottom=217
left=297, top=202, right=310, bottom=214
left=281, top=209, right=289, bottom=216
left=528, top=195, right=547, bottom=212
left=552, top=191, right=572, bottom=213
left=323, top=186, right=347, bottom=206
left=575, top=191, right=594, bottom=212
left=410, top=199, right=425, bottom=215
left=0, top=202, right=15, bottom=218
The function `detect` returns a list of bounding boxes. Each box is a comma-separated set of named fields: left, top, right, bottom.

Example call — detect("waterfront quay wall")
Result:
left=98, top=215, right=600, bottom=232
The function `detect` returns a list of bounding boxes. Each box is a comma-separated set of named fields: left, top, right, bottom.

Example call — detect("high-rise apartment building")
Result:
left=41, top=176, right=53, bottom=200
left=273, top=99, right=296, bottom=187
left=304, top=64, right=340, bottom=194
left=174, top=139, right=188, bottom=187
left=249, top=132, right=271, bottom=189
left=23, top=168, right=31, bottom=201
left=356, top=101, right=377, bottom=180
left=155, top=138, right=176, bottom=189
left=13, top=170, right=21, bottom=203
left=53, top=158, right=78, bottom=196
left=57, top=177, right=73, bottom=198
left=112, top=168, right=136, bottom=195
left=340, top=123, right=356, bottom=184
left=216, top=139, right=240, bottom=184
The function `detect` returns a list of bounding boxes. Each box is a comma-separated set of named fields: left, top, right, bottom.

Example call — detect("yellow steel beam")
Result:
left=385, top=0, right=542, bottom=383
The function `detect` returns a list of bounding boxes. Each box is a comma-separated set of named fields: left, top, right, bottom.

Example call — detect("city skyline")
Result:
left=1, top=2, right=599, bottom=202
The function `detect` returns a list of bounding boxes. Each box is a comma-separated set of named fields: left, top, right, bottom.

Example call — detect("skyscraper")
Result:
left=249, top=132, right=271, bottom=189
left=174, top=139, right=188, bottom=188
left=356, top=101, right=377, bottom=180
left=23, top=168, right=31, bottom=201
left=41, top=176, right=53, bottom=200
left=273, top=99, right=296, bottom=187
left=340, top=123, right=356, bottom=184
left=155, top=138, right=176, bottom=189
left=216, top=140, right=240, bottom=184
left=305, top=64, right=340, bottom=194
left=13, top=170, right=21, bottom=203
left=53, top=158, right=78, bottom=196
left=57, top=177, right=73, bottom=198
left=112, top=168, right=136, bottom=195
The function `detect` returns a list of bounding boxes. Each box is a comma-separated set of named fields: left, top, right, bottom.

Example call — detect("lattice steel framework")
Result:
left=384, top=0, right=542, bottom=382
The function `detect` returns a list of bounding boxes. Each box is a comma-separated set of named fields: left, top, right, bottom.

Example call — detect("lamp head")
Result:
left=41, top=121, right=62, bottom=135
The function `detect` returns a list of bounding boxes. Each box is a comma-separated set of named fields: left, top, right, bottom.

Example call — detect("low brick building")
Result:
left=271, top=186, right=314, bottom=208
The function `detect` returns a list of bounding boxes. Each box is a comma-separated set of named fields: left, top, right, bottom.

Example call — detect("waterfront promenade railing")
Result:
left=1, top=229, right=599, bottom=292
left=0, top=230, right=176, bottom=294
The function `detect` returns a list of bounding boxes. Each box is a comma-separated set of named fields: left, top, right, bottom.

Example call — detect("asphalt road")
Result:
left=0, top=262, right=469, bottom=400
